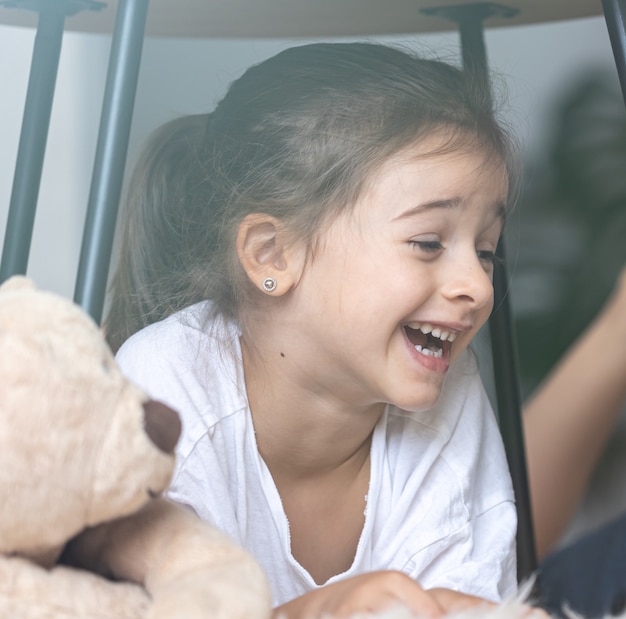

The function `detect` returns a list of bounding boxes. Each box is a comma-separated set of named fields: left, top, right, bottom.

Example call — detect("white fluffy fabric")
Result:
left=340, top=582, right=556, bottom=619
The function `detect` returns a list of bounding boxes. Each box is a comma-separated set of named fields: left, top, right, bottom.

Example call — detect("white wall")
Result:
left=0, top=26, right=110, bottom=297
left=0, top=14, right=618, bottom=299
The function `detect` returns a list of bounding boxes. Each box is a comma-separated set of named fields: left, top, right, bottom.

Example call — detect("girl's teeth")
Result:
left=407, top=322, right=458, bottom=342
left=414, top=344, right=443, bottom=358
left=438, top=330, right=457, bottom=342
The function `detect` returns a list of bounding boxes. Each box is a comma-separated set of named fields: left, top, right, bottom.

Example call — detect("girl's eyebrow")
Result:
left=394, top=197, right=462, bottom=220
left=393, top=197, right=506, bottom=222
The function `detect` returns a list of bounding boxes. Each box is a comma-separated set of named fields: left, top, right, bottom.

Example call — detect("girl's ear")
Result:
left=236, top=213, right=305, bottom=295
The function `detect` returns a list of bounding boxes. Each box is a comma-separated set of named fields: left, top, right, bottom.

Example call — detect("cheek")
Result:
left=479, top=289, right=495, bottom=322
left=449, top=292, right=494, bottom=363
left=450, top=334, right=474, bottom=364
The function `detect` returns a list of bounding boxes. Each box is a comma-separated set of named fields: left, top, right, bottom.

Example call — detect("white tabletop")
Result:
left=0, top=0, right=604, bottom=38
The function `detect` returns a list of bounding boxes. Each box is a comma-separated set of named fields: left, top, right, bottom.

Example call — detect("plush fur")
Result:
left=0, top=276, right=273, bottom=619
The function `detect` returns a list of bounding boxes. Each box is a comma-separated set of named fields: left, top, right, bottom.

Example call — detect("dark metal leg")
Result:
left=602, top=0, right=626, bottom=105
left=0, top=0, right=105, bottom=283
left=458, top=7, right=538, bottom=585
left=0, top=8, right=65, bottom=282
left=74, top=0, right=149, bottom=322
left=458, top=8, right=538, bottom=584
left=490, top=250, right=538, bottom=583
left=422, top=2, right=537, bottom=584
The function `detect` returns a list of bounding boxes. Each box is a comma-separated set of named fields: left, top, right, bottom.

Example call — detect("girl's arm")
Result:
left=523, top=266, right=626, bottom=559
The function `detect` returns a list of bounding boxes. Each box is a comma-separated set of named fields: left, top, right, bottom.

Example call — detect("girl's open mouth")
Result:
left=403, top=322, right=455, bottom=359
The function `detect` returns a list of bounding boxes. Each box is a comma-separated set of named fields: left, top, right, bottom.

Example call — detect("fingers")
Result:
left=275, top=572, right=523, bottom=619
left=325, top=571, right=445, bottom=619
left=276, top=571, right=446, bottom=619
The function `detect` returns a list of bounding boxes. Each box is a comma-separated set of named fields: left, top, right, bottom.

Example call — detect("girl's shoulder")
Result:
left=117, top=301, right=239, bottom=366
left=115, top=302, right=247, bottom=429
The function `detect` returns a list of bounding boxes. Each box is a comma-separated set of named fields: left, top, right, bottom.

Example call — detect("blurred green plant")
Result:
left=509, top=68, right=626, bottom=398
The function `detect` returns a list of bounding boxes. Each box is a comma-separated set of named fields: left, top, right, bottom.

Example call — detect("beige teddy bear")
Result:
left=0, top=276, right=273, bottom=619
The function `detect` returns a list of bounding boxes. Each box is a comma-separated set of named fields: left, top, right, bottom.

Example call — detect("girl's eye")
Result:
left=477, top=249, right=503, bottom=266
left=410, top=239, right=443, bottom=253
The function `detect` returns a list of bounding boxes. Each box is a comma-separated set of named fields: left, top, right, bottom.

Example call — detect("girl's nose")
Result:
left=441, top=256, right=494, bottom=310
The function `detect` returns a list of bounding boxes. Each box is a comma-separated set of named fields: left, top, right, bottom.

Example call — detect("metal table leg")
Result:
left=74, top=0, right=149, bottom=322
left=603, top=0, right=626, bottom=105
left=0, top=3, right=70, bottom=281
left=422, top=2, right=538, bottom=584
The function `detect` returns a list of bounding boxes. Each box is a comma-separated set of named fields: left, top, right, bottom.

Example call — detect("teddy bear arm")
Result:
left=68, top=497, right=273, bottom=619
left=64, top=498, right=174, bottom=585
left=139, top=499, right=273, bottom=619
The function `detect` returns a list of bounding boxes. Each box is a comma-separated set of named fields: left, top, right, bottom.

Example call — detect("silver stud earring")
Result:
left=262, top=277, right=277, bottom=293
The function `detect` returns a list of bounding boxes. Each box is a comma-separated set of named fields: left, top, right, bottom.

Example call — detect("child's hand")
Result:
left=273, top=570, right=493, bottom=619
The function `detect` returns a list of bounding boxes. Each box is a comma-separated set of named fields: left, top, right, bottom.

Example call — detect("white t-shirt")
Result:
left=116, top=302, right=518, bottom=606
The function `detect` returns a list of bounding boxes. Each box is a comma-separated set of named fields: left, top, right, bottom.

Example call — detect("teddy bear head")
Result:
left=0, top=276, right=181, bottom=564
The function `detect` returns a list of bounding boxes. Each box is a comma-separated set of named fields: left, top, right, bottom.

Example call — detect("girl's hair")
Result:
left=105, top=41, right=515, bottom=352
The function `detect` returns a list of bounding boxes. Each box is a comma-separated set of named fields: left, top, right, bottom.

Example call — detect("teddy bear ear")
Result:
left=0, top=276, right=36, bottom=293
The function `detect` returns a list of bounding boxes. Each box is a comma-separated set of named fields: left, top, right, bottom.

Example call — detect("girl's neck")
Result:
left=240, top=327, right=377, bottom=583
left=240, top=335, right=384, bottom=480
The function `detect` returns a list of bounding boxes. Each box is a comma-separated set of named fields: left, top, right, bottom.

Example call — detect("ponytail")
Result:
left=105, top=114, right=230, bottom=352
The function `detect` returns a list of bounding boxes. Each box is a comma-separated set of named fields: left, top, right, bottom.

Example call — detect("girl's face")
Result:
left=285, top=136, right=509, bottom=412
